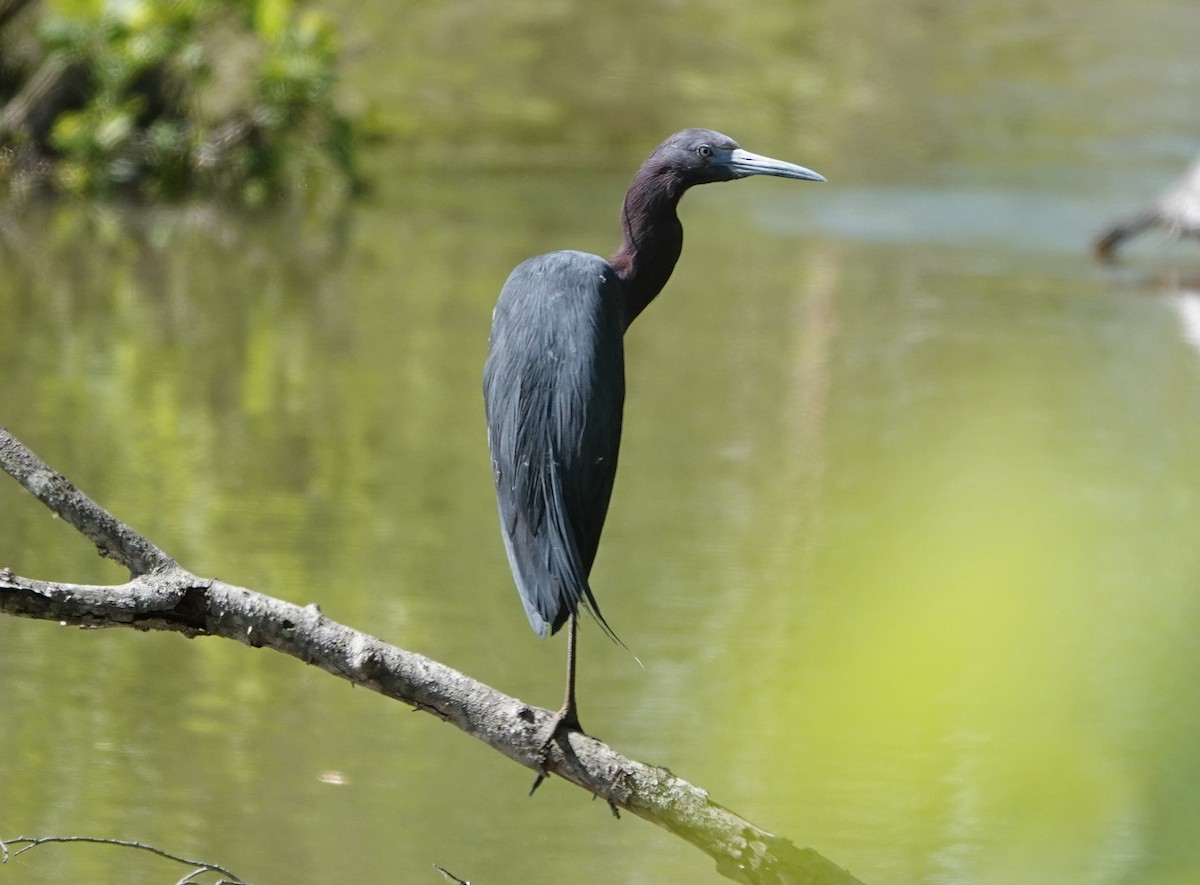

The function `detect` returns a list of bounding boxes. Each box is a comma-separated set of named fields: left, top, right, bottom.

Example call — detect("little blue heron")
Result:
left=483, top=129, right=824, bottom=745
left=1095, top=155, right=1200, bottom=259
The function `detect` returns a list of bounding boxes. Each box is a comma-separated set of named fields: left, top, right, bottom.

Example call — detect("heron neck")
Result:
left=609, top=166, right=686, bottom=329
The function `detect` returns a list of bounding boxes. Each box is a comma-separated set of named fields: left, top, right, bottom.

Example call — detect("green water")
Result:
left=4, top=1, right=1200, bottom=882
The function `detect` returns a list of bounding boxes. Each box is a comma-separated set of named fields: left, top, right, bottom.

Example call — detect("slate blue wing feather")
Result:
left=483, top=251, right=626, bottom=638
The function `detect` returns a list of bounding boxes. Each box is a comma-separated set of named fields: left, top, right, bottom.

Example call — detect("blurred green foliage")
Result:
left=0, top=0, right=356, bottom=204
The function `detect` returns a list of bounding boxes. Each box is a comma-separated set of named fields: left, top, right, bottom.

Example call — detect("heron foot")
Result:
left=528, top=705, right=585, bottom=796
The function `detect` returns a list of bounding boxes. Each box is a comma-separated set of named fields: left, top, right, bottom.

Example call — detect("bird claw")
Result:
left=528, top=707, right=584, bottom=796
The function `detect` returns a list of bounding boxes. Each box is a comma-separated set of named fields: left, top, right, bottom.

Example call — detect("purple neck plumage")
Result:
left=608, top=161, right=689, bottom=329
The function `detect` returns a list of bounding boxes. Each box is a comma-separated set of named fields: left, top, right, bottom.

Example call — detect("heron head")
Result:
left=653, top=128, right=826, bottom=187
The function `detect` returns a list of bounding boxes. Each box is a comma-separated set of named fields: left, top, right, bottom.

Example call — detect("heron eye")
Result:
left=697, top=144, right=713, bottom=159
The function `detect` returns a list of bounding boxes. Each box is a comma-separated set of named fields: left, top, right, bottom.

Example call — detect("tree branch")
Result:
left=0, top=426, right=864, bottom=885
left=0, top=428, right=174, bottom=576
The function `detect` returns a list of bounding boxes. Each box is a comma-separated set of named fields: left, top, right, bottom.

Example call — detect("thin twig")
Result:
left=0, top=836, right=248, bottom=883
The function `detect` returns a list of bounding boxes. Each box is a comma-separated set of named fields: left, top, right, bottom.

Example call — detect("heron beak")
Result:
left=723, top=148, right=826, bottom=182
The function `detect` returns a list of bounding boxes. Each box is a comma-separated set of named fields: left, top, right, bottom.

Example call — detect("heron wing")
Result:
left=484, top=251, right=625, bottom=638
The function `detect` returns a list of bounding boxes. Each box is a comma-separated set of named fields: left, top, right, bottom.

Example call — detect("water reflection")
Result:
left=5, top=178, right=1200, bottom=883
left=4, top=165, right=1200, bottom=883
left=5, top=1, right=1200, bottom=880
left=1171, top=287, right=1200, bottom=353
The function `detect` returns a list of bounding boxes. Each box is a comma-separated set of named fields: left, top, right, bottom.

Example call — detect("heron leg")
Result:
left=558, top=611, right=582, bottom=730
left=529, top=613, right=584, bottom=795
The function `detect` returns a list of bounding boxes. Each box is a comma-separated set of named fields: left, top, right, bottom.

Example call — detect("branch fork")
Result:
left=0, top=426, right=863, bottom=884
